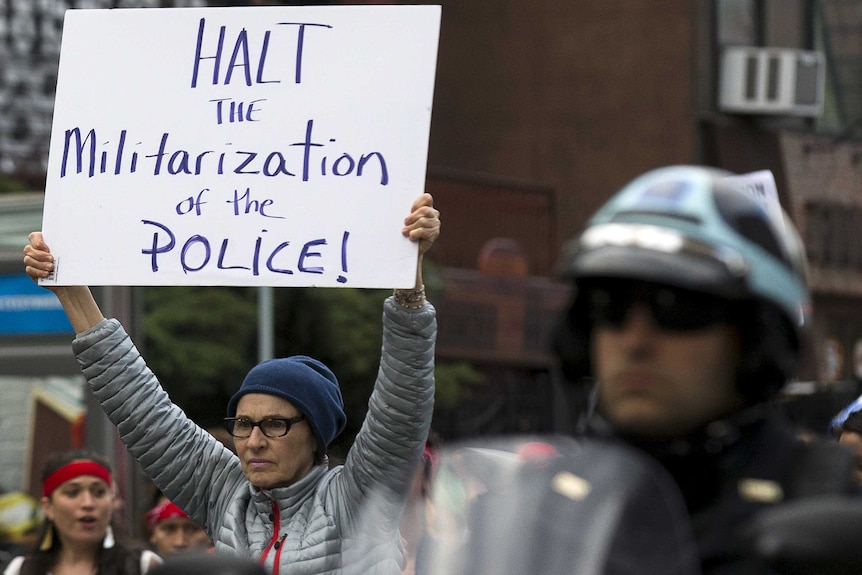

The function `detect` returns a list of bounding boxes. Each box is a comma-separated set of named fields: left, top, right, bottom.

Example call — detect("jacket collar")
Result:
left=584, top=402, right=775, bottom=461
left=249, top=464, right=329, bottom=517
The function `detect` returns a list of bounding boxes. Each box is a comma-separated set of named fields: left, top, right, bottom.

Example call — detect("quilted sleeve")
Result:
left=72, top=318, right=246, bottom=535
left=334, top=296, right=436, bottom=536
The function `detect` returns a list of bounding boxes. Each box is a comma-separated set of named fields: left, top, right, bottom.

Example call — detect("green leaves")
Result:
left=143, top=286, right=257, bottom=427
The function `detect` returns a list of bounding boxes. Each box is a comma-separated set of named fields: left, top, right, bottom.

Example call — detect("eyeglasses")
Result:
left=582, top=282, right=733, bottom=332
left=223, top=415, right=305, bottom=439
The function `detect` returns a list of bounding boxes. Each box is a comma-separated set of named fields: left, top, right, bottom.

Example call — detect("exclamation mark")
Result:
left=337, top=231, right=349, bottom=284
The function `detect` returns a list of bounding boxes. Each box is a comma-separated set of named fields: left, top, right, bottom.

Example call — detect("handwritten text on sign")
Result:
left=41, top=6, right=441, bottom=287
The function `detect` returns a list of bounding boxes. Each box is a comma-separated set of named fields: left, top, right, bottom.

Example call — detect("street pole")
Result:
left=259, top=286, right=274, bottom=362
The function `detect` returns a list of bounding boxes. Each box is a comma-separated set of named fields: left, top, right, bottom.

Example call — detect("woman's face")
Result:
left=234, top=393, right=318, bottom=489
left=42, top=475, right=113, bottom=548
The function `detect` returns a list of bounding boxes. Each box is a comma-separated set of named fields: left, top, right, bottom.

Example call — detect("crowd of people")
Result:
left=11, top=167, right=862, bottom=575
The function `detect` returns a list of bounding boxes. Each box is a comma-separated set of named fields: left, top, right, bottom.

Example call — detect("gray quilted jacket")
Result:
left=72, top=297, right=436, bottom=575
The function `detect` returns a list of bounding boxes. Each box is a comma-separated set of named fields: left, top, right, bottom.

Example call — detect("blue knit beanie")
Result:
left=227, top=356, right=346, bottom=456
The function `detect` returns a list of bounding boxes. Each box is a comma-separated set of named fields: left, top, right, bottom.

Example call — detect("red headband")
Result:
left=146, top=500, right=188, bottom=531
left=43, top=461, right=112, bottom=498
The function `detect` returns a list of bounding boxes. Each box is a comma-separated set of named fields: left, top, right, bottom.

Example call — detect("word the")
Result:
left=210, top=98, right=266, bottom=124
left=175, top=188, right=283, bottom=219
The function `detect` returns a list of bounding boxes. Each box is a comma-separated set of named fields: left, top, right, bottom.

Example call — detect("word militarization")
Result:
left=58, top=119, right=390, bottom=185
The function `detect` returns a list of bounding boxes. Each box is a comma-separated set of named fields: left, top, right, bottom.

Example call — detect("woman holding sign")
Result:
left=23, top=193, right=440, bottom=575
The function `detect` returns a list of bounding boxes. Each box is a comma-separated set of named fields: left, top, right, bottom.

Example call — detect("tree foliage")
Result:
left=0, top=173, right=30, bottom=193
left=142, top=286, right=258, bottom=428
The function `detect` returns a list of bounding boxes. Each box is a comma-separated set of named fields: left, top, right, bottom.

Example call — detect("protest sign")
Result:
left=722, top=169, right=787, bottom=233
left=40, top=5, right=441, bottom=287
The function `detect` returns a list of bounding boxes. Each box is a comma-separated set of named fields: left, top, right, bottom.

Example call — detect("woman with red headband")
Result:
left=3, top=450, right=161, bottom=575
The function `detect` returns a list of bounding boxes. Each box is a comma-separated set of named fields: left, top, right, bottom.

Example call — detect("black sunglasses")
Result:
left=581, top=282, right=734, bottom=332
left=223, top=415, right=305, bottom=439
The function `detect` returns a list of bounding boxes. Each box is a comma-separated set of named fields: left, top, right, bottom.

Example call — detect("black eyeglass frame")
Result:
left=223, top=415, right=306, bottom=438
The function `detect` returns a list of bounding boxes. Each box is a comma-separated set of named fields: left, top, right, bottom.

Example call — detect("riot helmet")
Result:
left=554, top=165, right=811, bottom=403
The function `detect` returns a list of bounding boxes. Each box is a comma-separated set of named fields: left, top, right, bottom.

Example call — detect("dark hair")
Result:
left=553, top=282, right=799, bottom=406
left=149, top=488, right=167, bottom=510
left=39, top=449, right=112, bottom=483
left=22, top=450, right=147, bottom=575
left=149, top=552, right=266, bottom=575
left=839, top=411, right=862, bottom=438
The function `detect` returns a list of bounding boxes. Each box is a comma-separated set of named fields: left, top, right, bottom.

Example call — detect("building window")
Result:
left=815, top=0, right=862, bottom=132
left=717, top=0, right=758, bottom=46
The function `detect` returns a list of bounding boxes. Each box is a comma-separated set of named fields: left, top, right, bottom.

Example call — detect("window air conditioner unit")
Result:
left=718, top=47, right=825, bottom=117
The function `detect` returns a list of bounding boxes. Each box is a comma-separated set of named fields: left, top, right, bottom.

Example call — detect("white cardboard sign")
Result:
left=722, top=169, right=787, bottom=233
left=40, top=6, right=441, bottom=288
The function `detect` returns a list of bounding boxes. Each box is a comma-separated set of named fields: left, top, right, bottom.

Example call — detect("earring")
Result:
left=38, top=525, right=53, bottom=552
left=102, top=525, right=115, bottom=549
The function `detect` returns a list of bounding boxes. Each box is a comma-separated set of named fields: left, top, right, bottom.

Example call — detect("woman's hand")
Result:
left=397, top=193, right=440, bottom=294
left=402, top=193, right=440, bottom=257
left=23, top=231, right=105, bottom=333
left=23, top=232, right=58, bottom=289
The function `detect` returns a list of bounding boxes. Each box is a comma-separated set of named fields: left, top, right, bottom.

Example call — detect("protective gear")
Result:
left=554, top=165, right=811, bottom=402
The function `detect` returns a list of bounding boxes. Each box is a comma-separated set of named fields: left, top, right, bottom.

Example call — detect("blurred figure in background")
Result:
left=3, top=449, right=160, bottom=575
left=145, top=493, right=212, bottom=557
left=833, top=410, right=862, bottom=485
left=400, top=432, right=440, bottom=575
left=148, top=552, right=266, bottom=575
left=0, top=491, right=40, bottom=569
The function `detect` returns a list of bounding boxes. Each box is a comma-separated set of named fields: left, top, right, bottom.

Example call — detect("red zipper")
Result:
left=259, top=502, right=287, bottom=575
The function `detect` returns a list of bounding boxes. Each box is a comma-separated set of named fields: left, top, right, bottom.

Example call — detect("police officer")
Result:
left=553, top=165, right=858, bottom=574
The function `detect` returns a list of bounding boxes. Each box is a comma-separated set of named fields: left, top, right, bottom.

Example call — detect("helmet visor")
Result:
left=564, top=223, right=750, bottom=299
